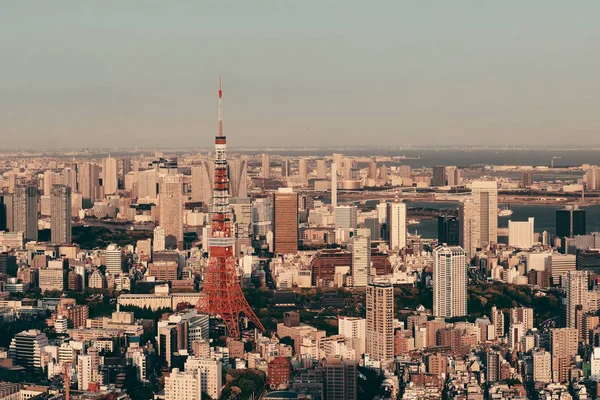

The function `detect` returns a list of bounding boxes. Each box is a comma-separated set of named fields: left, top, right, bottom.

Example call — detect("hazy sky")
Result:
left=2, top=1, right=600, bottom=149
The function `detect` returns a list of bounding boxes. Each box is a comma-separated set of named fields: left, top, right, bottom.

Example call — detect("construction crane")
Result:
left=551, top=156, right=562, bottom=168
left=62, top=362, right=71, bottom=400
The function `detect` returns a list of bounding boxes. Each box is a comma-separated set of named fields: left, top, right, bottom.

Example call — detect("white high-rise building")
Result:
left=298, top=158, right=308, bottom=182
left=316, top=159, right=327, bottom=179
left=77, top=354, right=94, bottom=390
left=102, top=157, right=118, bottom=195
left=460, top=181, right=498, bottom=256
left=154, top=226, right=166, bottom=252
left=565, top=270, right=589, bottom=329
left=366, top=282, right=394, bottom=363
left=433, top=245, right=467, bottom=318
left=376, top=201, right=387, bottom=224
left=164, top=368, right=201, bottom=400
left=351, top=235, right=371, bottom=287
left=508, top=217, right=535, bottom=248
left=184, top=357, right=223, bottom=399
left=8, top=329, right=49, bottom=372
left=387, top=201, right=407, bottom=251
left=105, top=244, right=122, bottom=276
left=138, top=169, right=158, bottom=200
left=338, top=317, right=366, bottom=361
left=261, top=154, right=271, bottom=179
left=229, top=158, right=248, bottom=198
left=331, top=163, right=338, bottom=208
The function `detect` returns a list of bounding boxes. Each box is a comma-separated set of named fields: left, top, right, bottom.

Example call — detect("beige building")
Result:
left=433, top=245, right=467, bottom=318
left=164, top=368, right=200, bottom=400
left=551, top=328, right=578, bottom=383
left=39, top=268, right=66, bottom=292
left=50, top=184, right=72, bottom=244
left=102, top=157, right=118, bottom=195
left=159, top=174, right=184, bottom=250
left=366, top=282, right=394, bottom=363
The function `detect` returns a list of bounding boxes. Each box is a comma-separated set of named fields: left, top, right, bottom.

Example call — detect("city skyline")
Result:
left=2, top=2, right=600, bottom=149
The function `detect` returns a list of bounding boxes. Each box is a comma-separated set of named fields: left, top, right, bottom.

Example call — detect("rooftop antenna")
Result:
left=218, top=75, right=223, bottom=137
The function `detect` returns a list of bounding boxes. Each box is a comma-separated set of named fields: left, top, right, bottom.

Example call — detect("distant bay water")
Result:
left=404, top=201, right=600, bottom=239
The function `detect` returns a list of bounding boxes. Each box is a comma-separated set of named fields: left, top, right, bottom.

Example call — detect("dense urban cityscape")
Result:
left=2, top=78, right=600, bottom=400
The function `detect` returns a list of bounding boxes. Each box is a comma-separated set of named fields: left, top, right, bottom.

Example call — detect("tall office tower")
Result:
left=551, top=328, right=578, bottom=383
left=102, top=157, right=118, bottom=195
left=280, top=159, right=289, bottom=178
left=438, top=215, right=460, bottom=246
left=556, top=205, right=586, bottom=238
left=565, top=270, right=589, bottom=329
left=230, top=197, right=252, bottom=253
left=446, top=166, right=461, bottom=186
left=43, top=170, right=62, bottom=195
left=491, top=306, right=505, bottom=338
left=459, top=199, right=474, bottom=256
left=105, top=244, right=123, bottom=276
left=138, top=169, right=159, bottom=199
left=196, top=77, right=264, bottom=338
left=13, top=186, right=38, bottom=241
left=62, top=166, right=78, bottom=192
left=508, top=217, right=535, bottom=248
left=471, top=180, right=498, bottom=246
left=164, top=368, right=201, bottom=400
left=78, top=162, right=100, bottom=202
left=351, top=235, right=370, bottom=287
left=190, top=160, right=205, bottom=203
left=368, top=161, right=378, bottom=179
left=8, top=329, right=49, bottom=372
left=433, top=245, right=467, bottom=318
left=432, top=165, right=446, bottom=186
left=51, top=185, right=72, bottom=244
left=316, top=159, right=327, bottom=179
left=273, top=188, right=298, bottom=255
left=334, top=205, right=357, bottom=229
left=533, top=350, right=552, bottom=383
left=376, top=201, right=387, bottom=224
left=366, top=282, right=394, bottom=363
left=338, top=317, right=366, bottom=360
left=379, top=165, right=389, bottom=182
left=521, top=171, right=534, bottom=188
left=261, top=154, right=271, bottom=179
left=0, top=194, right=10, bottom=231
left=154, top=226, right=166, bottom=252
left=331, top=163, right=338, bottom=208
left=387, top=198, right=407, bottom=251
left=298, top=158, right=308, bottom=182
left=364, top=218, right=381, bottom=241
left=342, top=157, right=354, bottom=180
left=228, top=158, right=247, bottom=198
left=585, top=166, right=600, bottom=190
left=252, top=197, right=273, bottom=237
left=323, top=358, right=357, bottom=400
left=159, top=174, right=184, bottom=250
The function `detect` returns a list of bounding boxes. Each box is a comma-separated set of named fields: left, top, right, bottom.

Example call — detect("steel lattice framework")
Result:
left=196, top=77, right=265, bottom=338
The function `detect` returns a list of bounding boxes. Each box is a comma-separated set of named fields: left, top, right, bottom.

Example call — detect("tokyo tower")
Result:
left=196, top=77, right=265, bottom=338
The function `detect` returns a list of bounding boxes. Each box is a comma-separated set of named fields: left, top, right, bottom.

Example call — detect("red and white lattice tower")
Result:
left=196, top=76, right=265, bottom=338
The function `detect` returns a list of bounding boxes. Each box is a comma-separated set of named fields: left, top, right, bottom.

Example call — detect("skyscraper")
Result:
left=298, top=158, right=308, bottom=181
left=387, top=200, right=407, bottom=251
left=366, top=282, right=394, bottom=363
left=316, top=159, right=327, bottom=179
left=351, top=234, right=370, bottom=287
left=334, top=205, right=357, bottom=229
left=433, top=245, right=467, bottom=318
left=190, top=160, right=205, bottom=203
left=551, top=328, right=578, bottom=383
left=508, top=217, right=535, bottom=248
left=556, top=205, right=586, bottom=238
left=331, top=163, right=338, bottom=208
left=280, top=159, right=289, bottom=177
left=78, top=162, right=101, bottom=202
left=51, top=184, right=72, bottom=244
left=13, top=185, right=38, bottom=241
left=521, top=171, right=534, bottom=188
left=102, top=157, right=118, bottom=195
left=252, top=197, right=273, bottom=237
left=273, top=188, right=298, bottom=254
left=261, top=154, right=271, bottom=179
left=438, top=215, right=459, bottom=246
left=159, top=174, right=184, bottom=250
left=228, top=158, right=247, bottom=198
left=432, top=165, right=446, bottom=186
left=565, top=270, right=589, bottom=329
left=460, top=181, right=498, bottom=256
